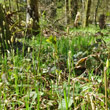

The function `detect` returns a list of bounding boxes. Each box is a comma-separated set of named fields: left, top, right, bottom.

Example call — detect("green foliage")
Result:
left=46, top=35, right=57, bottom=45
left=1, top=0, right=110, bottom=109
left=0, top=23, right=110, bottom=110
left=0, top=0, right=4, bottom=4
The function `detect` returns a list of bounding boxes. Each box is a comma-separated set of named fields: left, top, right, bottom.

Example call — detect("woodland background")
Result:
left=0, top=0, right=110, bottom=110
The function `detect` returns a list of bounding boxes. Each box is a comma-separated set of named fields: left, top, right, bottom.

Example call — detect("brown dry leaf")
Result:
left=76, top=57, right=88, bottom=67
left=79, top=77, right=89, bottom=82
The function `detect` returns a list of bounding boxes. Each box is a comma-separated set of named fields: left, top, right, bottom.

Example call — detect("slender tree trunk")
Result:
left=81, top=0, right=85, bottom=27
left=70, top=0, right=78, bottom=21
left=65, top=0, right=69, bottom=25
left=94, top=0, right=100, bottom=26
left=0, top=4, right=11, bottom=52
left=106, top=0, right=108, bottom=11
left=99, top=14, right=106, bottom=29
left=86, top=0, right=91, bottom=26
left=15, top=0, right=20, bottom=26
left=26, top=0, right=40, bottom=35
left=83, top=0, right=91, bottom=27
left=8, top=0, right=11, bottom=11
left=50, top=1, right=57, bottom=20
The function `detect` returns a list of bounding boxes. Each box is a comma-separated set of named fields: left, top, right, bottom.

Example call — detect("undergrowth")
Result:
left=0, top=27, right=110, bottom=110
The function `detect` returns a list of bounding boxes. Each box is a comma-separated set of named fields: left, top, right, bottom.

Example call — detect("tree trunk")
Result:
left=8, top=0, right=11, bottom=11
left=0, top=4, right=11, bottom=52
left=15, top=0, right=20, bottom=26
left=94, top=0, right=100, bottom=26
left=49, top=2, right=57, bottom=20
left=26, top=0, right=40, bottom=35
left=99, top=14, right=106, bottom=29
left=83, top=0, right=91, bottom=27
left=70, top=0, right=78, bottom=21
left=65, top=0, right=69, bottom=25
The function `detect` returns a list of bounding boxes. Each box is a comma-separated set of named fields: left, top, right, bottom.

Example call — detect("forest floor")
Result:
left=0, top=26, right=110, bottom=110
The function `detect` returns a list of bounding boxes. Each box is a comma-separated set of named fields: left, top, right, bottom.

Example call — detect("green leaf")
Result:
left=58, top=97, right=73, bottom=110
left=46, top=35, right=56, bottom=45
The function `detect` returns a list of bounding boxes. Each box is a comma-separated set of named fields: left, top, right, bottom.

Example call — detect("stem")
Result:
left=104, top=67, right=108, bottom=110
